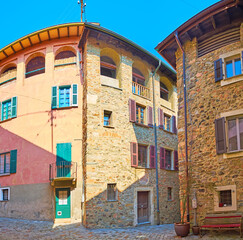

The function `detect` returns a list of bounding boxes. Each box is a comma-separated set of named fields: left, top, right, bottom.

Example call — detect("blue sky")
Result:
left=0, top=0, right=218, bottom=65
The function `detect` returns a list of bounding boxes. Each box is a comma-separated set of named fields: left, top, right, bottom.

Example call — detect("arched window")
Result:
left=100, top=56, right=116, bottom=78
left=26, top=56, right=45, bottom=78
left=160, top=82, right=169, bottom=101
left=132, top=68, right=145, bottom=86
left=0, top=65, right=17, bottom=84
left=2, top=66, right=16, bottom=75
left=55, top=51, right=76, bottom=60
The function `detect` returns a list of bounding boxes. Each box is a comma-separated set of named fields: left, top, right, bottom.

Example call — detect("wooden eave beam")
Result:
left=28, top=37, right=33, bottom=46
left=185, top=31, right=192, bottom=41
left=224, top=9, right=231, bottom=24
left=2, top=50, right=8, bottom=58
left=211, top=16, right=217, bottom=30
left=67, top=26, right=70, bottom=37
left=37, top=33, right=42, bottom=43
left=77, top=26, right=79, bottom=36
left=47, top=30, right=51, bottom=41
left=10, top=46, right=16, bottom=54
left=57, top=28, right=60, bottom=39
left=196, top=24, right=204, bottom=36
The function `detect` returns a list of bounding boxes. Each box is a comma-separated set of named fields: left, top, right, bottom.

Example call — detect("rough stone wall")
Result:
left=176, top=23, right=243, bottom=225
left=84, top=37, right=180, bottom=228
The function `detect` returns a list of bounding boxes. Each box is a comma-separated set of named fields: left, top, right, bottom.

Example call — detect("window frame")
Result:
left=25, top=56, right=45, bottom=78
left=138, top=144, right=148, bottom=168
left=165, top=149, right=173, bottom=170
left=0, top=152, right=10, bottom=175
left=167, top=187, right=173, bottom=201
left=164, top=114, right=171, bottom=132
left=100, top=56, right=117, bottom=79
left=160, top=82, right=169, bottom=101
left=0, top=97, right=17, bottom=122
left=107, top=183, right=118, bottom=202
left=136, top=104, right=146, bottom=125
left=225, top=55, right=242, bottom=79
left=0, top=187, right=10, bottom=201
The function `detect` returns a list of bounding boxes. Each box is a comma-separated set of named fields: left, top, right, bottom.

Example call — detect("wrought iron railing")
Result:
left=49, top=161, right=77, bottom=181
left=132, top=82, right=150, bottom=99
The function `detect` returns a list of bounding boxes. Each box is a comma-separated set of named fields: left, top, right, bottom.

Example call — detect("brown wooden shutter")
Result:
left=160, top=147, right=165, bottom=169
left=172, top=115, right=177, bottom=134
left=150, top=145, right=155, bottom=168
left=174, top=150, right=178, bottom=171
left=215, top=117, right=227, bottom=154
left=158, top=108, right=164, bottom=128
left=214, top=59, right=223, bottom=82
left=130, top=142, right=138, bottom=167
left=147, top=106, right=153, bottom=126
left=129, top=99, right=136, bottom=122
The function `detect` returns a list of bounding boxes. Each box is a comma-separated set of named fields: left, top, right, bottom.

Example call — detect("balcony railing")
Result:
left=132, top=82, right=150, bottom=99
left=49, top=161, right=77, bottom=181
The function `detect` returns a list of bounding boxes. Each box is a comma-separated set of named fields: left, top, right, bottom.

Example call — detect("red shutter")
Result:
left=150, top=145, right=155, bottom=168
left=215, top=117, right=227, bottom=154
left=130, top=142, right=138, bottom=167
left=160, top=147, right=165, bottom=169
left=147, top=106, right=153, bottom=126
left=214, top=59, right=223, bottom=82
left=129, top=99, right=136, bottom=122
left=172, top=115, right=177, bottom=134
left=174, top=150, right=178, bottom=171
left=158, top=108, right=164, bottom=128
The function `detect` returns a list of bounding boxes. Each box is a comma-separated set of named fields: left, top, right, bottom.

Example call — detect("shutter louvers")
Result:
left=129, top=99, right=136, bottom=122
left=172, top=115, right=177, bottom=134
left=11, top=97, right=17, bottom=118
left=160, top=147, right=165, bottom=169
left=147, top=106, right=153, bottom=127
left=174, top=150, right=178, bottom=171
left=150, top=145, right=156, bottom=168
left=158, top=108, right=163, bottom=128
left=52, top=86, right=58, bottom=109
left=10, top=149, right=17, bottom=174
left=130, top=142, right=138, bottom=167
left=215, top=117, right=227, bottom=154
left=72, top=84, right=78, bottom=106
left=0, top=102, right=2, bottom=121
left=214, top=59, right=223, bottom=82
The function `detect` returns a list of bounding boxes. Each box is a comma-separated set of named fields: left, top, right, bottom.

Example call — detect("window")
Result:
left=225, top=57, right=242, bottom=78
left=214, top=185, right=236, bottom=212
left=164, top=114, right=171, bottom=131
left=0, top=97, right=17, bottom=121
left=228, top=117, right=243, bottom=152
left=0, top=152, right=10, bottom=174
left=55, top=51, right=76, bottom=60
left=160, top=82, right=169, bottom=101
left=100, top=56, right=116, bottom=78
left=107, top=183, right=117, bottom=201
left=132, top=68, right=145, bottom=86
left=55, top=50, right=77, bottom=67
left=104, top=110, right=112, bottom=126
left=168, top=187, right=172, bottom=201
left=51, top=84, right=78, bottom=109
left=136, top=105, right=145, bottom=124
left=0, top=188, right=10, bottom=201
left=0, top=65, right=17, bottom=85
left=26, top=56, right=45, bottom=78
left=138, top=145, right=148, bottom=168
left=165, top=150, right=172, bottom=170
left=160, top=148, right=178, bottom=171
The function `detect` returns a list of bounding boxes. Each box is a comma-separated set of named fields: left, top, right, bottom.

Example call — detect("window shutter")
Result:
left=56, top=143, right=72, bottom=163
left=150, top=145, right=156, bottom=168
left=0, top=102, right=2, bottom=121
left=158, top=108, right=164, bottom=128
left=11, top=97, right=17, bottom=118
left=129, top=99, right=136, bottom=122
left=10, top=149, right=17, bottom=174
left=147, top=106, right=153, bottom=126
left=214, top=59, right=223, bottom=82
left=242, top=51, right=243, bottom=73
left=160, top=147, right=165, bottom=169
left=72, top=84, right=78, bottom=106
left=174, top=150, right=178, bottom=171
left=130, top=142, right=138, bottom=167
left=52, top=86, right=58, bottom=109
left=215, top=117, right=227, bottom=154
left=172, top=115, right=177, bottom=134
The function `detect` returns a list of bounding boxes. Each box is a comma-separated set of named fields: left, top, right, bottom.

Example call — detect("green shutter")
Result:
left=10, top=149, right=17, bottom=173
left=0, top=102, right=2, bottom=121
left=11, top=97, right=17, bottom=118
left=72, top=84, right=78, bottom=106
left=56, top=143, right=72, bottom=177
left=52, top=86, right=58, bottom=109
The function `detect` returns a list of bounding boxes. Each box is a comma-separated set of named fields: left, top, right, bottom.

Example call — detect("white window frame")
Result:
left=164, top=114, right=172, bottom=132
left=0, top=187, right=10, bottom=201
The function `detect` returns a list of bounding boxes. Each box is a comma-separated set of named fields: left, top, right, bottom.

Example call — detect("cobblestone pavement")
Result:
left=0, top=218, right=241, bottom=240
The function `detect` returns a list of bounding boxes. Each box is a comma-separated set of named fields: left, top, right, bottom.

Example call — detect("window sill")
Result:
left=0, top=77, right=16, bottom=86
left=221, top=74, right=243, bottom=87
left=223, top=150, right=243, bottom=159
left=52, top=106, right=78, bottom=110
left=0, top=173, right=10, bottom=177
left=0, top=117, right=16, bottom=123
left=101, top=84, right=122, bottom=91
left=163, top=129, right=174, bottom=134
left=0, top=200, right=9, bottom=202
left=103, top=125, right=115, bottom=129
left=107, top=200, right=118, bottom=202
left=133, top=166, right=154, bottom=170
left=134, top=122, right=152, bottom=128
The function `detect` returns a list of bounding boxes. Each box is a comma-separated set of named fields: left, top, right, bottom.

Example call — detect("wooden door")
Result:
left=137, top=191, right=149, bottom=223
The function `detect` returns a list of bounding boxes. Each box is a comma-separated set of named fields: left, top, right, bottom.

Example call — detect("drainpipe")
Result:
left=174, top=31, right=190, bottom=223
left=151, top=60, right=161, bottom=225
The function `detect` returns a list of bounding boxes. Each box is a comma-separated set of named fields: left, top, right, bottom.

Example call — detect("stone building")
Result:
left=156, top=0, right=243, bottom=226
left=0, top=22, right=179, bottom=227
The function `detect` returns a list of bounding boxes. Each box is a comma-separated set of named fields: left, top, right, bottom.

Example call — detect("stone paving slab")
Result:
left=0, top=218, right=241, bottom=240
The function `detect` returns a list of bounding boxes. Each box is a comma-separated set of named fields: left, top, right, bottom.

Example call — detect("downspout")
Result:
left=174, top=31, right=190, bottom=223
left=151, top=60, right=161, bottom=225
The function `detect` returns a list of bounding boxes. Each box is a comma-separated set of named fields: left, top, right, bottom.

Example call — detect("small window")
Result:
left=104, top=111, right=112, bottom=126
left=107, top=183, right=117, bottom=201
left=136, top=105, right=145, bottom=124
left=138, top=145, right=148, bottom=168
left=59, top=86, right=71, bottom=108
left=100, top=56, right=116, bottom=78
left=160, top=82, right=169, bottom=101
left=219, top=190, right=232, bottom=207
left=1, top=97, right=17, bottom=121
left=164, top=114, right=171, bottom=131
left=0, top=152, right=10, bottom=174
left=168, top=187, right=172, bottom=201
left=132, top=68, right=145, bottom=86
left=26, top=56, right=45, bottom=78
left=225, top=57, right=242, bottom=78
left=0, top=188, right=10, bottom=201
left=165, top=150, right=172, bottom=170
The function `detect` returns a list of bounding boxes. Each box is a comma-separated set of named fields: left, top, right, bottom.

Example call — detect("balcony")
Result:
left=132, top=82, right=150, bottom=99
left=49, top=161, right=77, bottom=187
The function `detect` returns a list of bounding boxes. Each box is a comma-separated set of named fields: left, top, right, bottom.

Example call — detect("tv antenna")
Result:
left=78, top=0, right=86, bottom=22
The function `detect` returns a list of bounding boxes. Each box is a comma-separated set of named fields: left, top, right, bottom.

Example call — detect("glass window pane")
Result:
left=234, top=59, right=241, bottom=76
left=138, top=145, right=147, bottom=168
left=226, top=61, right=233, bottom=78
left=165, top=150, right=172, bottom=169
left=58, top=190, right=68, bottom=205
left=0, top=155, right=4, bottom=174
left=228, top=119, right=238, bottom=151
left=219, top=190, right=232, bottom=207
left=239, top=118, right=243, bottom=150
